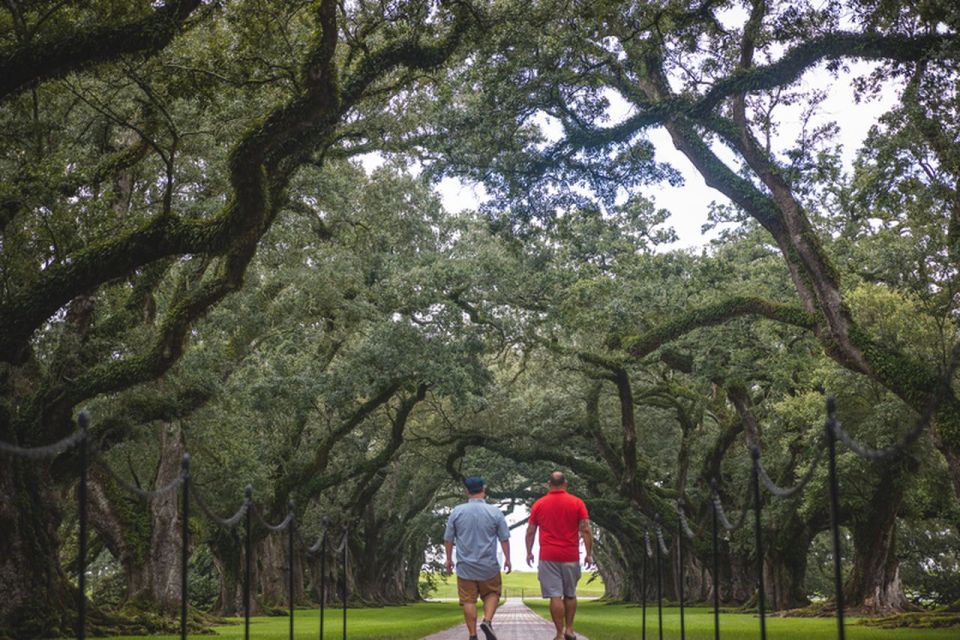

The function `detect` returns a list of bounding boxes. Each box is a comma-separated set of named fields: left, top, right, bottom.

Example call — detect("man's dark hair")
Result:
left=548, top=471, right=566, bottom=487
left=464, top=476, right=485, bottom=494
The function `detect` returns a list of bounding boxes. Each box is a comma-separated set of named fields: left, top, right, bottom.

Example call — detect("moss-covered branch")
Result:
left=283, top=384, right=427, bottom=507
left=1, top=0, right=479, bottom=366
left=615, top=296, right=817, bottom=359
left=271, top=379, right=407, bottom=503
left=343, top=384, right=429, bottom=514
left=340, top=1, right=476, bottom=105
left=0, top=0, right=204, bottom=101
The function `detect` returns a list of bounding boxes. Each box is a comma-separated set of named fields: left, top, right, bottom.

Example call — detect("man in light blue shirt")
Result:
left=444, top=476, right=512, bottom=640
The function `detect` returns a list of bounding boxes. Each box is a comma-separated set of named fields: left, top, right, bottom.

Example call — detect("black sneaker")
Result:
left=479, top=619, right=497, bottom=640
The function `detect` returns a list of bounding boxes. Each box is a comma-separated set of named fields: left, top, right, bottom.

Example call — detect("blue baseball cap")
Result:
left=464, top=476, right=485, bottom=493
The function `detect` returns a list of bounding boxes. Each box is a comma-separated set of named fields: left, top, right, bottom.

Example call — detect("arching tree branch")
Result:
left=0, top=0, right=204, bottom=101
left=614, top=296, right=817, bottom=359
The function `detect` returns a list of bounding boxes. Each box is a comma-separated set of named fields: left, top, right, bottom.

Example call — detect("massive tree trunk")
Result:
left=675, top=546, right=708, bottom=604
left=588, top=506, right=651, bottom=602
left=400, top=544, right=424, bottom=602
left=724, top=552, right=756, bottom=605
left=210, top=534, right=243, bottom=616
left=843, top=463, right=913, bottom=614
left=350, top=507, right=428, bottom=604
left=594, top=533, right=630, bottom=600
left=256, top=535, right=288, bottom=609
left=87, top=475, right=150, bottom=602
left=254, top=528, right=305, bottom=610
left=130, top=422, right=187, bottom=612
left=764, top=544, right=811, bottom=611
left=0, top=458, right=75, bottom=637
left=0, top=304, right=96, bottom=635
left=85, top=421, right=189, bottom=614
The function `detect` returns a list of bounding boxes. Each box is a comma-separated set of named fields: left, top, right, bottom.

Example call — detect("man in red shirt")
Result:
left=525, top=471, right=594, bottom=640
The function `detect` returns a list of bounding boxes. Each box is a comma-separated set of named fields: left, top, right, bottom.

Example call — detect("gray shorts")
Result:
left=538, top=561, right=581, bottom=598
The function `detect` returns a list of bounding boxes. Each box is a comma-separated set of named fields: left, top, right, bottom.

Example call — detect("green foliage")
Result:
left=3, top=0, right=960, bottom=632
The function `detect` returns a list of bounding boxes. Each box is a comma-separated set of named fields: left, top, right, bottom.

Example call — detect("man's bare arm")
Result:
left=525, top=523, right=538, bottom=567
left=580, top=519, right=594, bottom=568
left=500, top=538, right=512, bottom=573
left=444, top=540, right=454, bottom=574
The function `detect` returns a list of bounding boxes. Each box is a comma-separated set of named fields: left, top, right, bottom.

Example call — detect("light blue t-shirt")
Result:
left=443, top=498, right=510, bottom=580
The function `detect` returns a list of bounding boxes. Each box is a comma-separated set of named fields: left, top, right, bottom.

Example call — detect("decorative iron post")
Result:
left=710, top=480, right=720, bottom=640
left=655, top=517, right=664, bottom=640
left=181, top=453, right=191, bottom=640
left=244, top=485, right=252, bottom=640
left=342, top=526, right=349, bottom=640
left=677, top=499, right=686, bottom=640
left=642, top=530, right=648, bottom=640
left=320, top=523, right=328, bottom=640
left=78, top=412, right=89, bottom=640
left=825, top=397, right=846, bottom=640
left=288, top=500, right=295, bottom=640
left=750, top=445, right=767, bottom=640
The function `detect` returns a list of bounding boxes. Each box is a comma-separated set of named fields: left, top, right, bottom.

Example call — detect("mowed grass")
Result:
left=525, top=601, right=960, bottom=640
left=106, top=602, right=463, bottom=639
left=423, top=570, right=605, bottom=599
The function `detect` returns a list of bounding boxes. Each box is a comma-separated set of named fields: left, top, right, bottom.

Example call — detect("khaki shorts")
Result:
left=457, top=573, right=502, bottom=605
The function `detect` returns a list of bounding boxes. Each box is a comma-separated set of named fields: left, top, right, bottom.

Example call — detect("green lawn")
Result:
left=93, top=600, right=959, bottom=639
left=106, top=602, right=463, bottom=639
left=424, top=570, right=605, bottom=599
left=525, top=601, right=960, bottom=640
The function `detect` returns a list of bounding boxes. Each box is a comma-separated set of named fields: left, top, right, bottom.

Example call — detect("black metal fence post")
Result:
left=288, top=500, right=295, bottom=640
left=342, top=527, right=349, bottom=640
left=750, top=446, right=767, bottom=640
left=181, top=453, right=191, bottom=640
left=710, top=480, right=720, bottom=640
left=320, top=528, right=327, bottom=640
left=244, top=485, right=252, bottom=640
left=78, top=413, right=89, bottom=640
left=677, top=500, right=686, bottom=640
left=655, top=519, right=663, bottom=640
left=825, top=397, right=846, bottom=640
left=642, top=531, right=648, bottom=640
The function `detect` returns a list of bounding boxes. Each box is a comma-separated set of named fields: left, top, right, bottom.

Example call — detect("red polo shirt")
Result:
left=529, top=489, right=589, bottom=562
